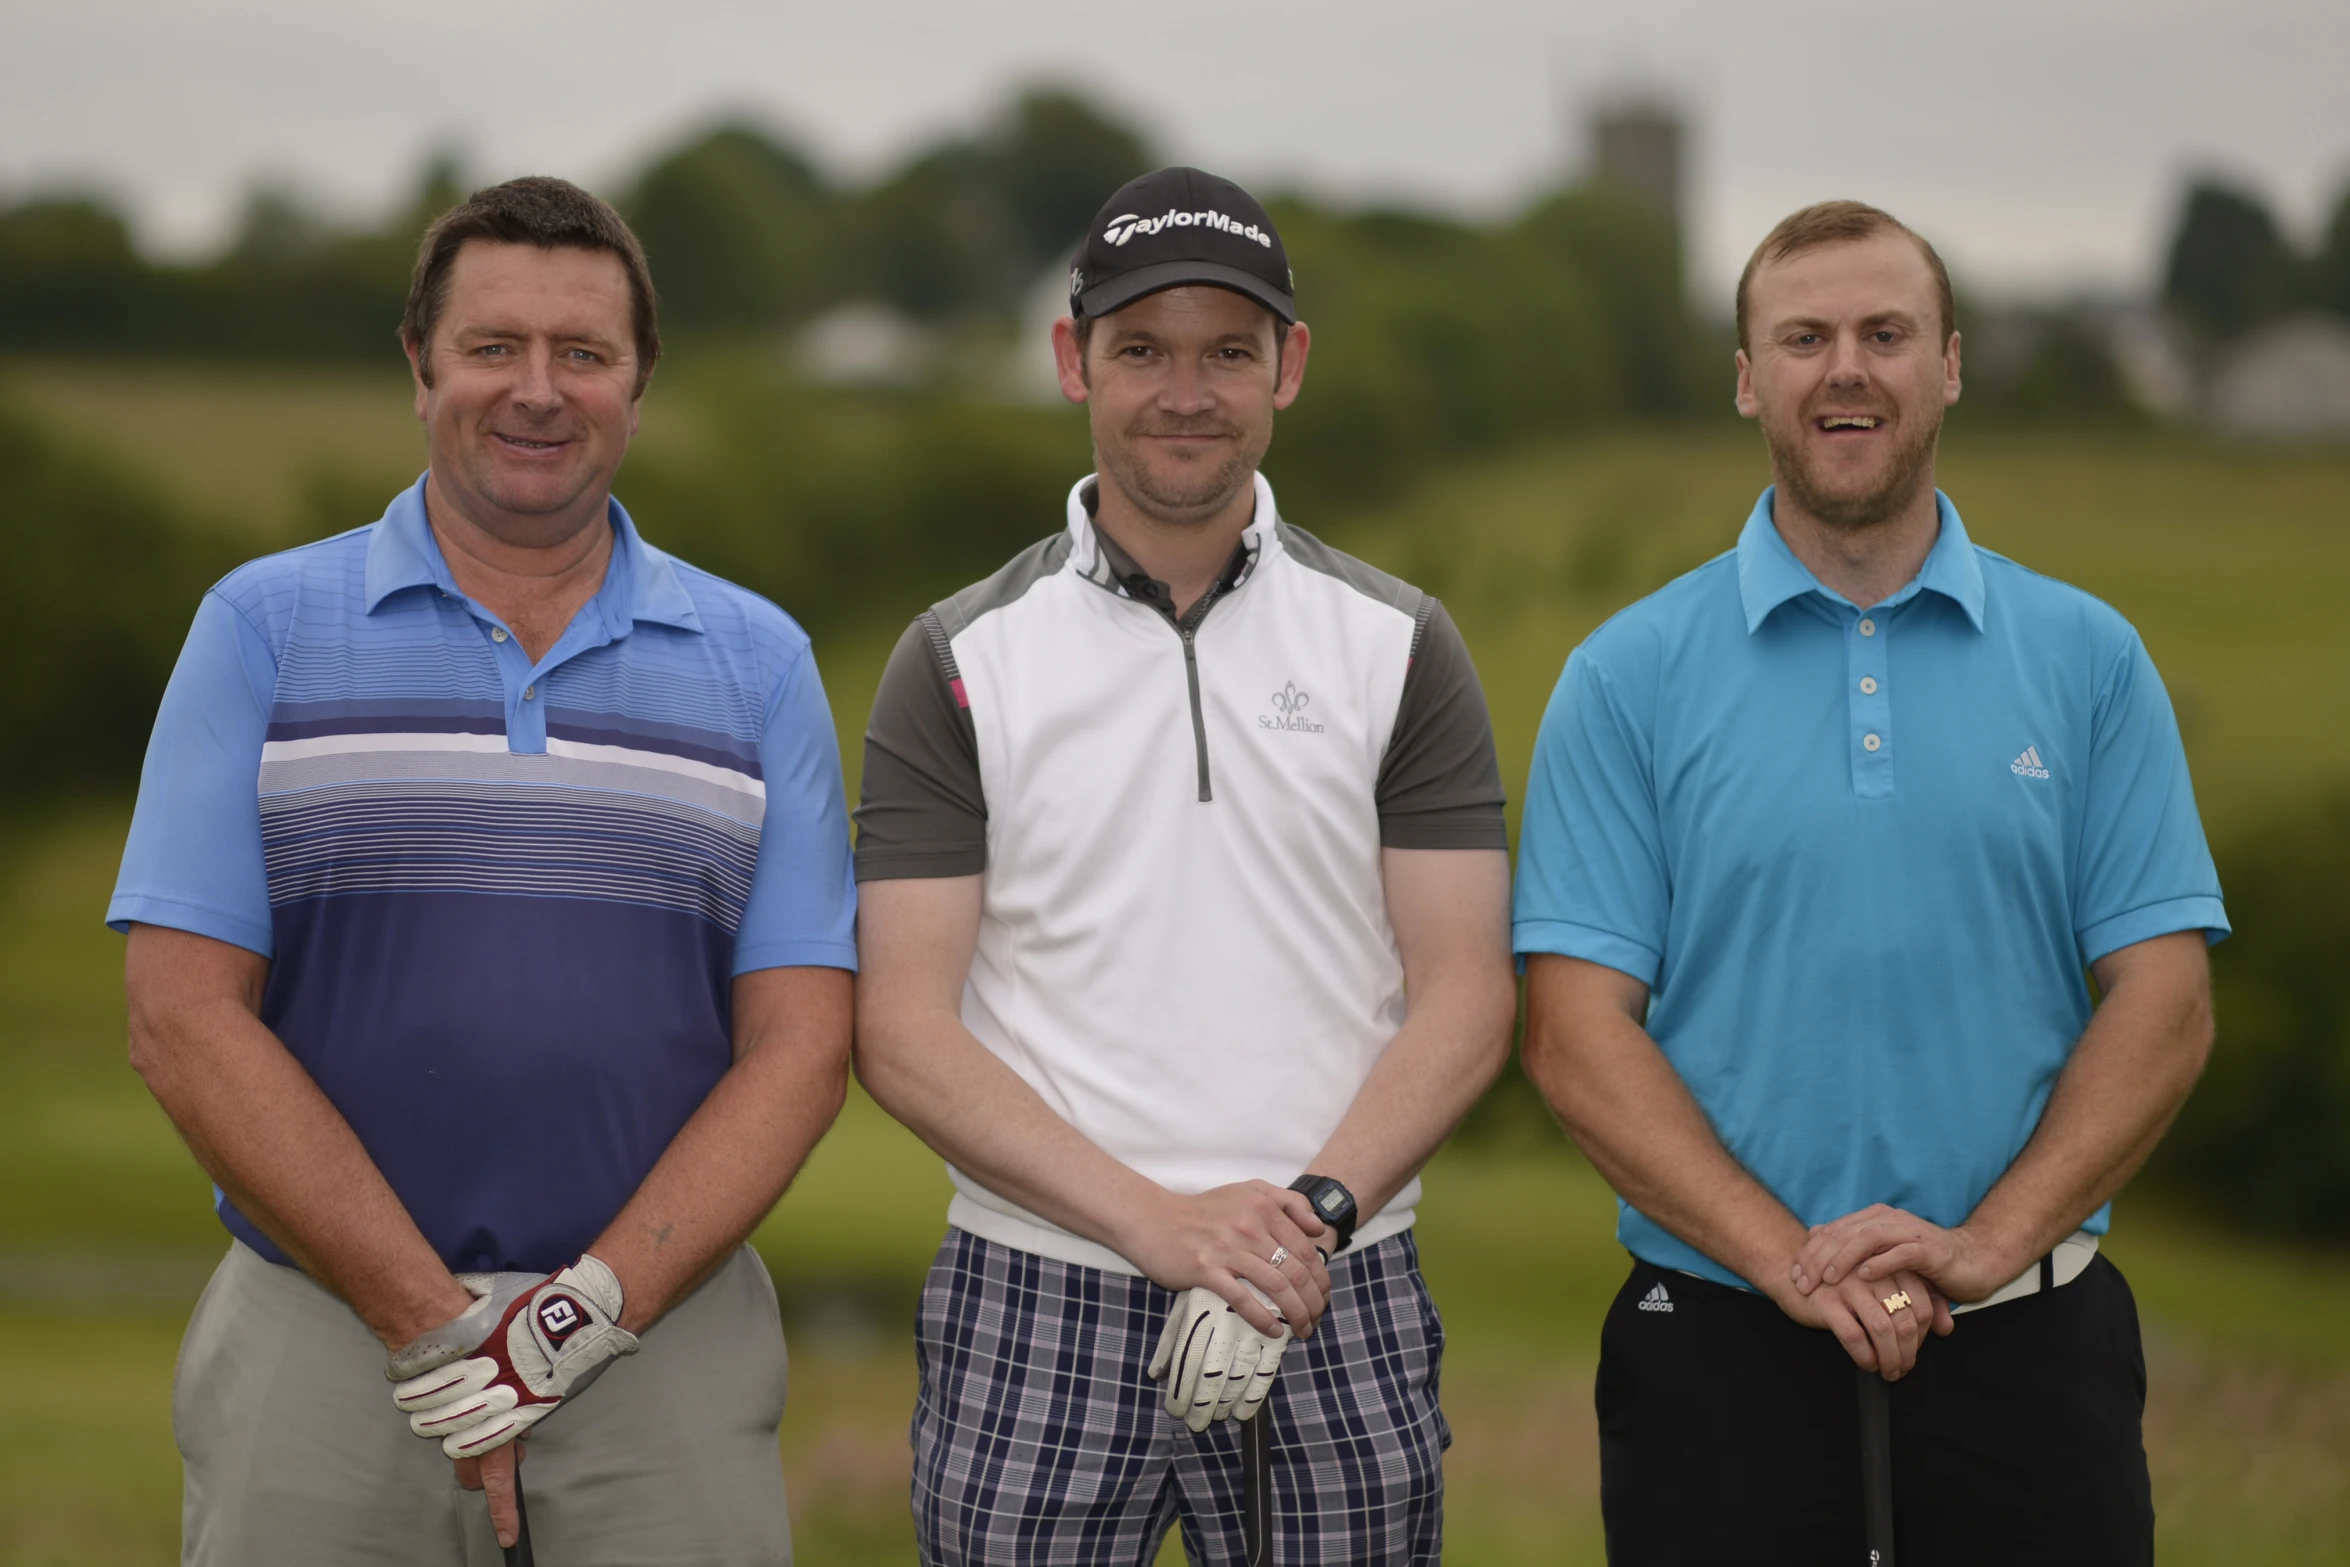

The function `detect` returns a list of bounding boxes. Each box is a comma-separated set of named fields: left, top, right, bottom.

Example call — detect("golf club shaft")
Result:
left=504, top=1469, right=536, bottom=1567
left=1856, top=1367, right=1895, bottom=1566
left=1241, top=1410, right=1272, bottom=1566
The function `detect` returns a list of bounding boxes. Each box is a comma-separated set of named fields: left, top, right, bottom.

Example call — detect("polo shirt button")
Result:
left=491, top=627, right=509, bottom=642
left=1858, top=618, right=1877, bottom=637
left=1860, top=677, right=1878, bottom=694
left=524, top=685, right=536, bottom=700
left=1863, top=733, right=1882, bottom=752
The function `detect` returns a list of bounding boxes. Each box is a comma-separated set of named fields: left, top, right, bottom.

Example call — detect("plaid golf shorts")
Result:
left=911, top=1227, right=1450, bottom=1566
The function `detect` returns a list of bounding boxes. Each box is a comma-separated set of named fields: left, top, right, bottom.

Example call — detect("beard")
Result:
left=1763, top=399, right=1943, bottom=532
left=1094, top=416, right=1268, bottom=526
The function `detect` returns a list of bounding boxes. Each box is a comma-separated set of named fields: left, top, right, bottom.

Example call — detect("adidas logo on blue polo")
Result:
left=2010, top=745, right=2050, bottom=779
left=1637, top=1282, right=1674, bottom=1313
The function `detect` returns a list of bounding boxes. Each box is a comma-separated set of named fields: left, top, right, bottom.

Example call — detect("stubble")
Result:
left=1095, top=417, right=1268, bottom=528
left=1764, top=400, right=1944, bottom=533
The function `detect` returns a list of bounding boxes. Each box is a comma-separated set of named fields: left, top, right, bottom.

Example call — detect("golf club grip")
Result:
left=505, top=1471, right=536, bottom=1567
left=1856, top=1368, right=1895, bottom=1566
left=1241, top=1410, right=1273, bottom=1567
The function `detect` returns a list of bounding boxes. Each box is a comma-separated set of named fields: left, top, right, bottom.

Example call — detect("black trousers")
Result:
left=1596, top=1255, right=2153, bottom=1566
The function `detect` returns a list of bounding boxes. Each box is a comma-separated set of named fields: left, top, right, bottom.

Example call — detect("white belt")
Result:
left=1948, top=1230, right=2099, bottom=1315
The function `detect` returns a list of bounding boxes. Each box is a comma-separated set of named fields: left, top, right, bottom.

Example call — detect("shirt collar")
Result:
left=1063, top=471, right=1280, bottom=591
left=363, top=474, right=703, bottom=635
left=1736, top=485, right=1985, bottom=634
left=1088, top=513, right=1254, bottom=608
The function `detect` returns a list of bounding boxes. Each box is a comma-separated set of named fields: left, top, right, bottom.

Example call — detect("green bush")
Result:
left=624, top=126, right=841, bottom=334
left=0, top=407, right=238, bottom=796
left=1270, top=188, right=1713, bottom=504
left=2152, top=791, right=2350, bottom=1242
left=616, top=369, right=1091, bottom=632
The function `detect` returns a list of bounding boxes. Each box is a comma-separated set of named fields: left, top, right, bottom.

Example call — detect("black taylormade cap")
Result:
left=1069, top=166, right=1295, bottom=324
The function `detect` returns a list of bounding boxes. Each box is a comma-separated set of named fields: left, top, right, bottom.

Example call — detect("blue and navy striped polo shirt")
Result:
left=110, top=478, right=857, bottom=1274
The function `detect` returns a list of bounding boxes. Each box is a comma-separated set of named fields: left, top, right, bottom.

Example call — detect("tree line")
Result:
left=0, top=87, right=1700, bottom=397
left=0, top=90, right=1145, bottom=354
left=2161, top=178, right=2350, bottom=347
left=15, top=83, right=2338, bottom=441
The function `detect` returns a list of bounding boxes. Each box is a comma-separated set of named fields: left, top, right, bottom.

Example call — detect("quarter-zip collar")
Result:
left=1063, top=471, right=1281, bottom=607
left=1062, top=472, right=1282, bottom=804
left=1092, top=522, right=1252, bottom=630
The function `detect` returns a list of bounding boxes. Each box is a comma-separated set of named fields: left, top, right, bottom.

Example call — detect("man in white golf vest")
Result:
left=853, top=166, right=1518, bottom=1565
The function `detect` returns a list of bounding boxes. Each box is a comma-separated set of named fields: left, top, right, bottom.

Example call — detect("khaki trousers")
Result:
left=175, top=1240, right=792, bottom=1566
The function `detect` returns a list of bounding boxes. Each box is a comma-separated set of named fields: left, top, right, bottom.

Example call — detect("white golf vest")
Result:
left=935, top=474, right=1428, bottom=1272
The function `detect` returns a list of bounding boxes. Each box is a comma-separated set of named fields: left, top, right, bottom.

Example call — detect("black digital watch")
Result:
left=1288, top=1174, right=1359, bottom=1254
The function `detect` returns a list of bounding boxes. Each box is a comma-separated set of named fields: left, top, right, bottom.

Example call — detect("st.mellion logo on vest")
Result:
left=1260, top=682, right=1325, bottom=734
left=1103, top=209, right=1276, bottom=249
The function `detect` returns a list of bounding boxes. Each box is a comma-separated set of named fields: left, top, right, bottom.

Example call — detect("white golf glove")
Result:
left=385, top=1255, right=639, bottom=1459
left=1148, top=1283, right=1291, bottom=1431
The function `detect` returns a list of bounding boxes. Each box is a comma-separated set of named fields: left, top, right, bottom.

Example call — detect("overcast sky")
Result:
left=4, top=0, right=2344, bottom=301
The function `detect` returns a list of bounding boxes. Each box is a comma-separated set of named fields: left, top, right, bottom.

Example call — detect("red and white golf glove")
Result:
left=385, top=1255, right=639, bottom=1459
left=1148, top=1283, right=1291, bottom=1431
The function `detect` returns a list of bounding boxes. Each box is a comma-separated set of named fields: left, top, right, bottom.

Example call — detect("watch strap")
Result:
left=1287, top=1174, right=1359, bottom=1252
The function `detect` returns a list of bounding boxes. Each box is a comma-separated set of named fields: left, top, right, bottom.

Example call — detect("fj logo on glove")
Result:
left=389, top=1255, right=640, bottom=1461
left=536, top=1293, right=585, bottom=1344
left=1260, top=683, right=1325, bottom=735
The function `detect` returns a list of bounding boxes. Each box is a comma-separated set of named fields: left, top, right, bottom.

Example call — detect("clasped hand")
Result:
left=1773, top=1204, right=1996, bottom=1381
left=385, top=1255, right=639, bottom=1457
left=1790, top=1203, right=2014, bottom=1306
left=1150, top=1283, right=1289, bottom=1429
left=1130, top=1180, right=1333, bottom=1429
left=1122, top=1180, right=1334, bottom=1339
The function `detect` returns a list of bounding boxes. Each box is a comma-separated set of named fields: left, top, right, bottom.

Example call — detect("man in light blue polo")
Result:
left=109, top=177, right=855, bottom=1565
left=1515, top=200, right=2224, bottom=1566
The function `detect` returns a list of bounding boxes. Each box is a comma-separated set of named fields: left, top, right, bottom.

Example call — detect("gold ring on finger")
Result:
left=1268, top=1246, right=1291, bottom=1270
left=1882, top=1290, right=1913, bottom=1315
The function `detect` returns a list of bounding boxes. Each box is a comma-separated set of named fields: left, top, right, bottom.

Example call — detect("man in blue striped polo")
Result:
left=1514, top=201, right=2226, bottom=1563
left=109, top=176, right=856, bottom=1565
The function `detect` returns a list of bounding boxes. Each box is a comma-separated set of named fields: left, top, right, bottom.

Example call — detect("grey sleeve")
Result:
left=1377, top=599, right=1510, bottom=850
left=853, top=615, right=987, bottom=881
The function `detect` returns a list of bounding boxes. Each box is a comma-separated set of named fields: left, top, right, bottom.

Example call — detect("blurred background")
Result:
left=2, top=2, right=2348, bottom=1562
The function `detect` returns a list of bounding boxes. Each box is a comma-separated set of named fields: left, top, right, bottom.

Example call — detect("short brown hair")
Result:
left=401, top=175, right=661, bottom=396
left=1735, top=200, right=1955, bottom=353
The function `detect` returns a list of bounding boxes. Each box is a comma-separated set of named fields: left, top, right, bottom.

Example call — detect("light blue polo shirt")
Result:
left=1512, top=488, right=2227, bottom=1288
left=109, top=477, right=858, bottom=1274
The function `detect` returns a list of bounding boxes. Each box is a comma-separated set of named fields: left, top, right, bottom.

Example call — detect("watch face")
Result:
left=1318, top=1191, right=1345, bottom=1215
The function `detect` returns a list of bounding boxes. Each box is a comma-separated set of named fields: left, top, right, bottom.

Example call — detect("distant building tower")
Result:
left=1590, top=100, right=1684, bottom=235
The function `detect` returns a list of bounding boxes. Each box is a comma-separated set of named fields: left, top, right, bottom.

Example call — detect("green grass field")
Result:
left=7, top=806, right=2350, bottom=1565
left=3, top=369, right=2349, bottom=1563
left=0, top=356, right=710, bottom=543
